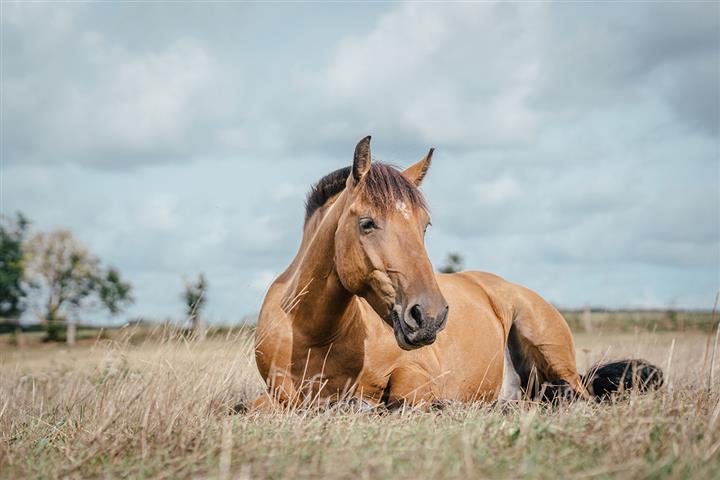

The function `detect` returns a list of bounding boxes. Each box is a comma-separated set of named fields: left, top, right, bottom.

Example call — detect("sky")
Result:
left=2, top=1, right=719, bottom=324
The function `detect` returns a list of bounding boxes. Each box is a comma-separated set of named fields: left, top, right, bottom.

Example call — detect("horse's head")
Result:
left=334, top=136, right=449, bottom=350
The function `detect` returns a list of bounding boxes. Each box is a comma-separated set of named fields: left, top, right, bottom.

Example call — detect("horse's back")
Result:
left=437, top=270, right=572, bottom=334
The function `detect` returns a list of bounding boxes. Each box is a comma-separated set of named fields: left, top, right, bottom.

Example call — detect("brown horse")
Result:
left=253, top=136, right=661, bottom=410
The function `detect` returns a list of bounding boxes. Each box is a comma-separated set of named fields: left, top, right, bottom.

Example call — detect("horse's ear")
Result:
left=352, top=135, right=372, bottom=183
left=403, top=148, right=434, bottom=186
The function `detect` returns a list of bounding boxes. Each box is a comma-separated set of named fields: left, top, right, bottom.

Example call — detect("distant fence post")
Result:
left=14, top=323, right=23, bottom=347
left=195, top=317, right=206, bottom=342
left=67, top=320, right=76, bottom=346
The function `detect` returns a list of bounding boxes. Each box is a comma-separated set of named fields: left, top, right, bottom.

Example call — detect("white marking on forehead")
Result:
left=395, top=200, right=411, bottom=220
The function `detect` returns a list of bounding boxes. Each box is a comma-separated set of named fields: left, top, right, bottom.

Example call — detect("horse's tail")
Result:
left=581, top=359, right=663, bottom=399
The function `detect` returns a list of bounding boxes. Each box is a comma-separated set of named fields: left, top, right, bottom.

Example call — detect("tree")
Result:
left=0, top=212, right=29, bottom=320
left=99, top=267, right=133, bottom=314
left=23, top=229, right=133, bottom=342
left=438, top=252, right=464, bottom=274
left=182, top=273, right=207, bottom=339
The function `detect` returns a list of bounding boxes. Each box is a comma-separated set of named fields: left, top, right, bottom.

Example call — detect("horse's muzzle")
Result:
left=390, top=303, right=449, bottom=350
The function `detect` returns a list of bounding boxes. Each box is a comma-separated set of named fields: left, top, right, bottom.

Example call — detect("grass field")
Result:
left=1, top=324, right=719, bottom=479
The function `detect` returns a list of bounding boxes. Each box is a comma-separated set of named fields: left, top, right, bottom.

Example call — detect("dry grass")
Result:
left=1, top=327, right=719, bottom=479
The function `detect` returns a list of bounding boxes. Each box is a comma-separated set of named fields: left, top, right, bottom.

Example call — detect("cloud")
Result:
left=664, top=57, right=720, bottom=136
left=3, top=5, right=234, bottom=169
left=290, top=2, right=719, bottom=155
left=295, top=3, right=545, bottom=151
left=4, top=2, right=716, bottom=169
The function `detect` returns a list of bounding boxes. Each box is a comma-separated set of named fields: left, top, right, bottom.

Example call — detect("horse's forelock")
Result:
left=361, top=163, right=427, bottom=216
left=304, top=163, right=426, bottom=225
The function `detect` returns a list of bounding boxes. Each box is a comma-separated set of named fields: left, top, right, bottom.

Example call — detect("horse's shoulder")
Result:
left=257, top=279, right=291, bottom=332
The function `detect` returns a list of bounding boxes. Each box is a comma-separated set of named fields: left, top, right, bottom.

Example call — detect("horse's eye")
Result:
left=359, top=218, right=377, bottom=234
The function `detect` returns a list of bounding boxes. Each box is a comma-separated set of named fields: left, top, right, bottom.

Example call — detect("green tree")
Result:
left=23, top=229, right=133, bottom=341
left=0, top=212, right=29, bottom=320
left=438, top=252, right=464, bottom=274
left=183, top=273, right=207, bottom=338
left=99, top=267, right=133, bottom=315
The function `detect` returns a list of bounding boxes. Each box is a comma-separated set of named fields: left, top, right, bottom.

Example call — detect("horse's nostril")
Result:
left=409, top=304, right=424, bottom=327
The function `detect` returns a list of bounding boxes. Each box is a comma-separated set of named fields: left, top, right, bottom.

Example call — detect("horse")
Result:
left=253, top=136, right=662, bottom=410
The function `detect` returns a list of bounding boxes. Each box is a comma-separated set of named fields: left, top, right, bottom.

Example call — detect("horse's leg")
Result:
left=384, top=367, right=437, bottom=410
left=498, top=345, right=522, bottom=402
left=248, top=367, right=299, bottom=412
left=508, top=288, right=591, bottom=401
left=248, top=391, right=280, bottom=412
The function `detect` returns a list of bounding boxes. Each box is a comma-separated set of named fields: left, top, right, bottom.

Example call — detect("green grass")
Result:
left=1, top=329, right=719, bottom=479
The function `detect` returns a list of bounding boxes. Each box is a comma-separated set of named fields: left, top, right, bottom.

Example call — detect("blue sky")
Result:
left=2, top=2, right=718, bottom=324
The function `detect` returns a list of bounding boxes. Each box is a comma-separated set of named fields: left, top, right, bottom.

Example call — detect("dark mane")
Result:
left=305, top=166, right=352, bottom=223
left=304, top=163, right=426, bottom=224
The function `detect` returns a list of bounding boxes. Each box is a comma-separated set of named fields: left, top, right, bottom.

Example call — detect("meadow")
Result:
left=1, top=316, right=719, bottom=479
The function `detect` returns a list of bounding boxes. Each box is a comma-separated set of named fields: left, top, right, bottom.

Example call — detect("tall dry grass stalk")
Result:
left=708, top=290, right=720, bottom=390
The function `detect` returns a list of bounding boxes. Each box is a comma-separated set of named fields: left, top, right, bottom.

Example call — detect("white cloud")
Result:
left=76, top=38, right=214, bottom=155
left=288, top=2, right=717, bottom=154
left=302, top=3, right=546, bottom=148
left=3, top=7, right=229, bottom=168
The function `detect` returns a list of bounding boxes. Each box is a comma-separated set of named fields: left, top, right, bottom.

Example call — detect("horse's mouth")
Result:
left=389, top=307, right=428, bottom=351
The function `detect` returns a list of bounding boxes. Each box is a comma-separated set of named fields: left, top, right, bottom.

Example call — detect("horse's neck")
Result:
left=282, top=197, right=357, bottom=343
